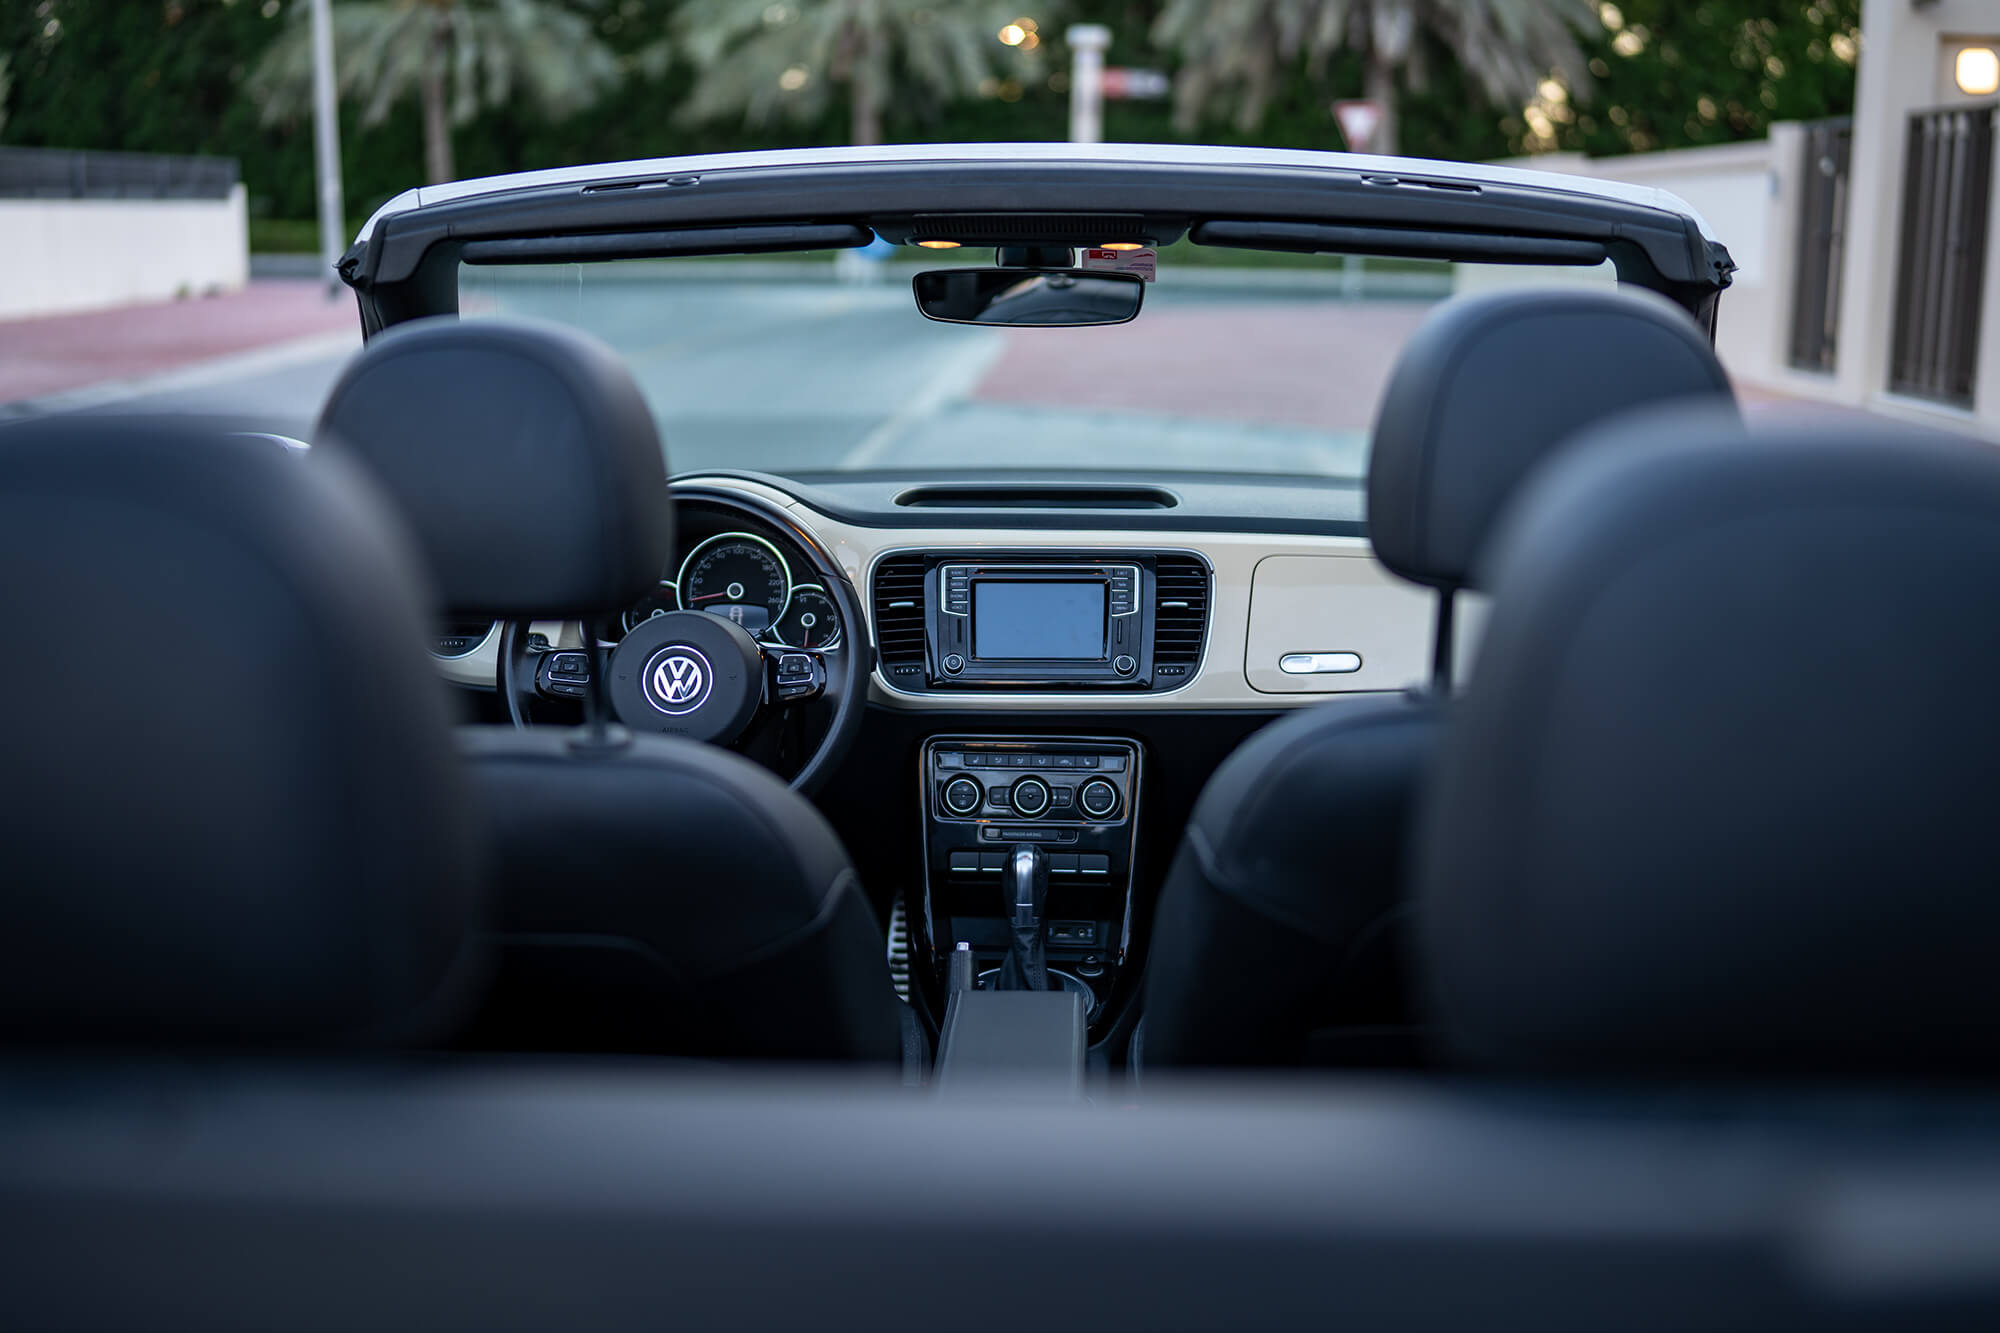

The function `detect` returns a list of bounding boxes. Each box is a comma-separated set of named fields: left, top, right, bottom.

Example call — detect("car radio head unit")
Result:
left=930, top=560, right=1146, bottom=688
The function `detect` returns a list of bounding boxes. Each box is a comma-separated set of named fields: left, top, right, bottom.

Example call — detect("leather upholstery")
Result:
left=1367, top=287, right=1736, bottom=593
left=316, top=316, right=674, bottom=618
left=1143, top=288, right=1736, bottom=1069
left=0, top=417, right=483, bottom=1047
left=317, top=319, right=902, bottom=1062
left=1143, top=697, right=1439, bottom=1067
left=455, top=728, right=902, bottom=1062
left=1420, top=409, right=2000, bottom=1076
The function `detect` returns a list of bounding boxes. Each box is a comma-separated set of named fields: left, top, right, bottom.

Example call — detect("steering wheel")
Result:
left=496, top=487, right=871, bottom=796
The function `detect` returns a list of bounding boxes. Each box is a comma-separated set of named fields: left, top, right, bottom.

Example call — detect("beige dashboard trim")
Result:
left=438, top=475, right=1443, bottom=710
left=735, top=478, right=1437, bottom=712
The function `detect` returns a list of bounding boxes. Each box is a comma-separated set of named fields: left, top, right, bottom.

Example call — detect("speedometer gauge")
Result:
left=677, top=533, right=791, bottom=638
left=771, top=585, right=842, bottom=651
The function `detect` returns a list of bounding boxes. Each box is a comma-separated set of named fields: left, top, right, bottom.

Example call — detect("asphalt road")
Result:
left=61, top=270, right=1447, bottom=480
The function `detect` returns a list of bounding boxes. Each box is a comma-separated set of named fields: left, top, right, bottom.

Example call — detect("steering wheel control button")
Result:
left=1078, top=777, right=1121, bottom=819
left=1113, top=654, right=1137, bottom=676
left=1010, top=776, right=1053, bottom=818
left=942, top=776, right=984, bottom=817
left=548, top=652, right=589, bottom=679
left=942, top=653, right=965, bottom=675
left=770, top=650, right=825, bottom=703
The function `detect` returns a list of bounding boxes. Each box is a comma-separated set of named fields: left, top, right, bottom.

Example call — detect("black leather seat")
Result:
left=315, top=317, right=905, bottom=1064
left=1419, top=408, right=2000, bottom=1077
left=1142, top=288, right=1737, bottom=1069
left=0, top=416, right=483, bottom=1047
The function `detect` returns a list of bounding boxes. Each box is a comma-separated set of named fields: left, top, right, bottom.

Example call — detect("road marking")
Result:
left=0, top=327, right=361, bottom=419
left=841, top=331, right=1007, bottom=468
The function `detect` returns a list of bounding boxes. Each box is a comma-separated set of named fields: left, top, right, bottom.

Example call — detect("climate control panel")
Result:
left=928, top=744, right=1135, bottom=835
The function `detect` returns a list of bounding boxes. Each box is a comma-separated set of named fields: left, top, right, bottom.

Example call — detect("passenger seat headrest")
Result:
left=0, top=418, right=483, bottom=1048
left=315, top=316, right=673, bottom=619
left=1367, top=287, right=1735, bottom=594
left=1418, top=407, right=2000, bottom=1077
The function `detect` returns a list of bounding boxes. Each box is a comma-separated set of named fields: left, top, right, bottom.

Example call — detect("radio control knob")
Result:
left=1010, top=776, right=1053, bottom=818
left=1078, top=777, right=1121, bottom=819
left=941, top=776, right=983, bottom=816
left=942, top=653, right=965, bottom=675
left=1113, top=654, right=1137, bottom=676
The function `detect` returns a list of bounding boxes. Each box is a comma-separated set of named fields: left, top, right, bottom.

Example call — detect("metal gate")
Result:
left=1888, top=104, right=1996, bottom=407
left=1788, top=118, right=1851, bottom=374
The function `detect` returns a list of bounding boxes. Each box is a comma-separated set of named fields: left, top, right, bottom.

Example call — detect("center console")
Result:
left=917, top=734, right=1142, bottom=1031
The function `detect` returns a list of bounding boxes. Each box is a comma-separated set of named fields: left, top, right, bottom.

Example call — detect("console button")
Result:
left=1050, top=854, right=1078, bottom=873
left=948, top=851, right=978, bottom=872
left=1078, top=777, right=1120, bottom=819
left=979, top=852, right=1007, bottom=871
left=1010, top=776, right=1052, bottom=818
left=1079, top=853, right=1111, bottom=874
left=941, top=776, right=984, bottom=816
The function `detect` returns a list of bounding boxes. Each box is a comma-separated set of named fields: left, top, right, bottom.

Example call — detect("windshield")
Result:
left=460, top=248, right=1614, bottom=483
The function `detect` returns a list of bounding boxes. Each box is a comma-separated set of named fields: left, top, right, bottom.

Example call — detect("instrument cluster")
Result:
left=614, top=523, right=843, bottom=653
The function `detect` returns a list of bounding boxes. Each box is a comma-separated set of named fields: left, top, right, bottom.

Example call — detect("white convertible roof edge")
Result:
left=355, top=141, right=1718, bottom=248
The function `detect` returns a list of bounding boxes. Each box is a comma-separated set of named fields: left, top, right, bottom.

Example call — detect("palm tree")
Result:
left=1154, top=0, right=1596, bottom=157
left=249, top=0, right=623, bottom=185
left=671, top=0, right=1039, bottom=148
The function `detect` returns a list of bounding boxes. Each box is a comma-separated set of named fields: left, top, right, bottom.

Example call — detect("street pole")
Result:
left=1067, top=24, right=1110, bottom=144
left=310, top=0, right=347, bottom=299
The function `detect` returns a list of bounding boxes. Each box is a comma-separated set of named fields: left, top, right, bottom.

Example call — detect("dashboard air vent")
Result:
left=873, top=556, right=929, bottom=670
left=1151, top=556, right=1210, bottom=683
left=894, top=485, right=1177, bottom=510
left=434, top=620, right=496, bottom=659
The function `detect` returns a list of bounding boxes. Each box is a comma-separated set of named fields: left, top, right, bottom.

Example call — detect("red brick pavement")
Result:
left=970, top=301, right=1439, bottom=430
left=0, top=281, right=357, bottom=405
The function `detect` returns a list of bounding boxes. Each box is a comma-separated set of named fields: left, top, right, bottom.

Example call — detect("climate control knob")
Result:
left=1009, top=775, right=1053, bottom=818
left=941, top=775, right=984, bottom=817
left=1077, top=777, right=1121, bottom=820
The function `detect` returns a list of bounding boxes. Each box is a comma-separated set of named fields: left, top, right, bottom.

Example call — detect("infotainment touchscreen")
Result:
left=973, top=581, right=1107, bottom=660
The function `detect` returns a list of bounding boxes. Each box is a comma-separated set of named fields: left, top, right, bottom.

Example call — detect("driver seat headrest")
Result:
left=1418, top=407, right=2000, bottom=1078
left=315, top=316, right=674, bottom=619
left=0, top=417, right=484, bottom=1049
left=1367, top=286, right=1736, bottom=595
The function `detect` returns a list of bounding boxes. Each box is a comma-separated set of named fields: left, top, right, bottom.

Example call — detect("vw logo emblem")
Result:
left=642, top=646, right=712, bottom=715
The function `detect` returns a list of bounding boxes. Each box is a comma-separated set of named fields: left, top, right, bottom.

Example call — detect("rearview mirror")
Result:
left=913, top=269, right=1144, bottom=327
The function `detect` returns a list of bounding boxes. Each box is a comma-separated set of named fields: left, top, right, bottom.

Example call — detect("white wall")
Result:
left=1830, top=0, right=2000, bottom=435
left=1472, top=141, right=1788, bottom=392
left=0, top=184, right=248, bottom=321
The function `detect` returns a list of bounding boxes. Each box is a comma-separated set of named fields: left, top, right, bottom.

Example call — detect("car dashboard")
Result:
left=428, top=469, right=1460, bottom=1047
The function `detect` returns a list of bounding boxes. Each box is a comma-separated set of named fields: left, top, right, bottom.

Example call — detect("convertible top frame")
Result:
left=338, top=143, right=1735, bottom=339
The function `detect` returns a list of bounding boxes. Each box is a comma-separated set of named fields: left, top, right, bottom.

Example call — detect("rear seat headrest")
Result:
left=1367, top=286, right=1736, bottom=594
left=1418, top=406, right=2000, bottom=1077
left=0, top=418, right=483, bottom=1048
left=316, top=316, right=674, bottom=619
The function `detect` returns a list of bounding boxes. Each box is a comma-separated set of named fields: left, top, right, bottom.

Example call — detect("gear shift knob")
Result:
left=994, top=843, right=1049, bottom=992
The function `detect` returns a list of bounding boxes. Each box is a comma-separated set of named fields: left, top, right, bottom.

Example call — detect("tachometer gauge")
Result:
left=620, top=582, right=680, bottom=635
left=770, top=585, right=842, bottom=651
left=677, top=533, right=791, bottom=639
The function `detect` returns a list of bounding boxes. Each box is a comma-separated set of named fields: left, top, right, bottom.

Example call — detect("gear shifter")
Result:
left=993, top=843, right=1050, bottom=992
